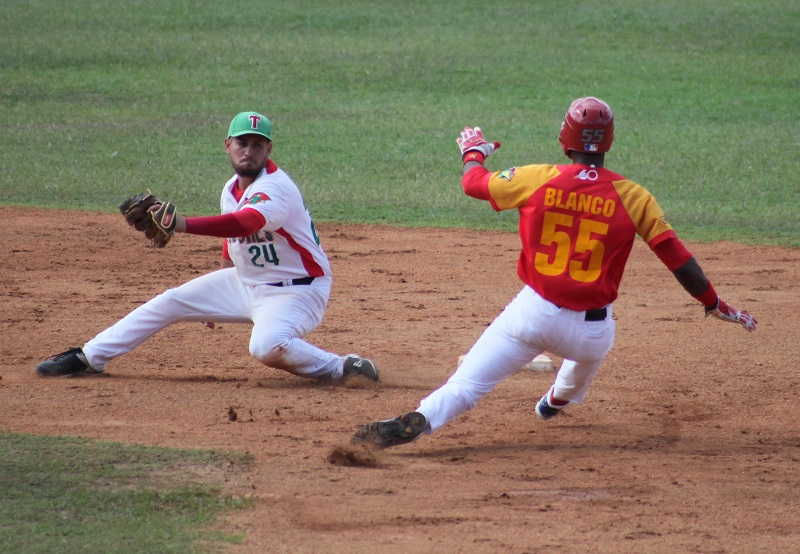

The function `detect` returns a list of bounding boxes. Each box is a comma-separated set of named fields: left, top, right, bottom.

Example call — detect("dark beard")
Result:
left=236, top=167, right=262, bottom=179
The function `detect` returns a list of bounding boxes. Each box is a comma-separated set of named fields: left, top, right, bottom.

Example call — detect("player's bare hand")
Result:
left=456, top=126, right=501, bottom=161
left=705, top=299, right=757, bottom=332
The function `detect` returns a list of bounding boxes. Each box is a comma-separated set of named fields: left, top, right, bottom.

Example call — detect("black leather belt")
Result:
left=267, top=277, right=315, bottom=287
left=584, top=307, right=607, bottom=321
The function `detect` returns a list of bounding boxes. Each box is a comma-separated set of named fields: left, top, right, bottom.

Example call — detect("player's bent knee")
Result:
left=249, top=336, right=291, bottom=366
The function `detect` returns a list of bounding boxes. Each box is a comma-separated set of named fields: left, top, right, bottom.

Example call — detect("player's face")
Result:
left=225, top=134, right=272, bottom=178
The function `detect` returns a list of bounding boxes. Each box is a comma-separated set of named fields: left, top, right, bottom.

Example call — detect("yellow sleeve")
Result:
left=488, top=164, right=562, bottom=210
left=612, top=179, right=673, bottom=243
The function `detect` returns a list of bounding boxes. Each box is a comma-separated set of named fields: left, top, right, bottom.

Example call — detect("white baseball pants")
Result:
left=418, top=286, right=616, bottom=432
left=82, top=268, right=343, bottom=379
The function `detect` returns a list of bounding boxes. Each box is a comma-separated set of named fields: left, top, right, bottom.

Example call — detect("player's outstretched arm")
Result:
left=179, top=210, right=266, bottom=238
left=652, top=238, right=757, bottom=332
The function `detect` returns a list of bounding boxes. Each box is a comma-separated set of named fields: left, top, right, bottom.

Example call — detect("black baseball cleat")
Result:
left=36, top=348, right=102, bottom=377
left=342, top=354, right=379, bottom=382
left=535, top=394, right=563, bottom=420
left=352, top=411, right=429, bottom=449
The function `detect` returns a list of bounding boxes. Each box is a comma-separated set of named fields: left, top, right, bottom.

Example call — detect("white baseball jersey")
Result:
left=221, top=165, right=331, bottom=286
left=82, top=161, right=342, bottom=381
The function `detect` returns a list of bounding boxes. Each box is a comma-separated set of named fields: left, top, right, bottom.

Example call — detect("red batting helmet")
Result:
left=558, top=97, right=614, bottom=154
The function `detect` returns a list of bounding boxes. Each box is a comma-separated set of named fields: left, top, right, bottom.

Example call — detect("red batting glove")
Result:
left=456, top=127, right=501, bottom=163
left=705, top=299, right=757, bottom=332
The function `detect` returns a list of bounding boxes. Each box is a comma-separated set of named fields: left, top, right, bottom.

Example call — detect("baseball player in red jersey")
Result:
left=37, top=111, right=379, bottom=383
left=353, top=97, right=755, bottom=448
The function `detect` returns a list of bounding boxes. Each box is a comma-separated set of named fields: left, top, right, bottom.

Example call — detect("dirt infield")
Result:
left=1, top=206, right=798, bottom=553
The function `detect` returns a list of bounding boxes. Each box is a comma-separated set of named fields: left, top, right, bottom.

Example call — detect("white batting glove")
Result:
left=456, top=126, right=501, bottom=161
left=705, top=299, right=757, bottom=332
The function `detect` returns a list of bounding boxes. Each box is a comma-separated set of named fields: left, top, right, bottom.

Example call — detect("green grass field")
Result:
left=2, top=0, right=798, bottom=244
left=1, top=1, right=798, bottom=551
left=0, top=433, right=252, bottom=553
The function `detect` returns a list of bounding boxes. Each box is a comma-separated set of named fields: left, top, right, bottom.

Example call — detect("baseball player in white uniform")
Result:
left=37, top=111, right=379, bottom=383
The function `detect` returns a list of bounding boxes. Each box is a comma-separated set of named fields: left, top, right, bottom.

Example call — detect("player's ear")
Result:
left=224, top=137, right=232, bottom=151
left=265, top=140, right=273, bottom=156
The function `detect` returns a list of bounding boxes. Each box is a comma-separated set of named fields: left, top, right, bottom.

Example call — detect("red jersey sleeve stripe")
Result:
left=648, top=228, right=677, bottom=249
left=221, top=238, right=231, bottom=261
left=275, top=228, right=325, bottom=277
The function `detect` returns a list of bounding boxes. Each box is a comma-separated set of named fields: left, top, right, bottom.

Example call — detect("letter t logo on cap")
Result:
left=249, top=115, right=261, bottom=129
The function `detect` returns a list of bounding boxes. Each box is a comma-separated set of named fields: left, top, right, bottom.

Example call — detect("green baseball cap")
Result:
left=227, top=111, right=272, bottom=140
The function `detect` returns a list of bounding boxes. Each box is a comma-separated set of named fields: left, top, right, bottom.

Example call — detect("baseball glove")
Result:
left=119, top=191, right=177, bottom=248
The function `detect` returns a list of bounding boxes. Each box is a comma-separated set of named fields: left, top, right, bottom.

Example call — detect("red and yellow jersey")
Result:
left=474, top=163, right=675, bottom=310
